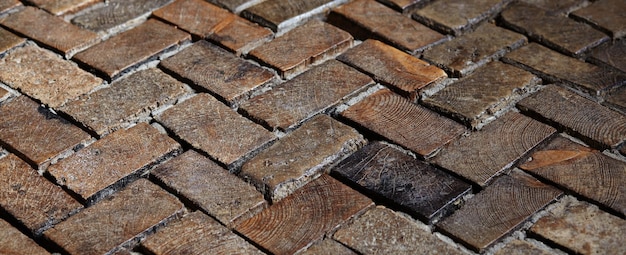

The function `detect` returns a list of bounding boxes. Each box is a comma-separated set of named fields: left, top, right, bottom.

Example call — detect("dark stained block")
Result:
left=589, top=39, right=626, bottom=73
left=241, top=0, right=344, bottom=33
left=337, top=39, right=447, bottom=99
left=159, top=41, right=274, bottom=105
left=329, top=0, right=445, bottom=53
left=0, top=96, right=92, bottom=170
left=47, top=123, right=181, bottom=202
left=156, top=93, right=275, bottom=166
left=0, top=154, right=83, bottom=235
left=437, top=170, right=562, bottom=252
left=332, top=142, right=471, bottom=221
left=59, top=68, right=188, bottom=136
left=421, top=23, right=527, bottom=77
left=413, top=0, right=512, bottom=35
left=239, top=60, right=374, bottom=131
left=571, top=0, right=626, bottom=38
left=0, top=219, right=50, bottom=254
left=206, top=0, right=263, bottom=13
left=44, top=179, right=184, bottom=255
left=0, top=7, right=99, bottom=57
left=494, top=239, right=561, bottom=255
left=503, top=43, right=626, bottom=95
left=141, top=211, right=265, bottom=254
left=0, top=27, right=24, bottom=54
left=340, top=89, right=466, bottom=157
left=151, top=151, right=267, bottom=226
left=71, top=0, right=172, bottom=33
left=236, top=175, right=373, bottom=255
left=422, top=61, right=540, bottom=129
left=501, top=2, right=608, bottom=56
left=240, top=115, right=366, bottom=202
left=249, top=20, right=353, bottom=78
left=519, top=135, right=626, bottom=216
left=378, top=0, right=429, bottom=13
left=517, top=85, right=626, bottom=148
left=432, top=111, right=555, bottom=186
left=25, top=0, right=99, bottom=16
left=518, top=0, right=589, bottom=14
left=73, top=19, right=190, bottom=80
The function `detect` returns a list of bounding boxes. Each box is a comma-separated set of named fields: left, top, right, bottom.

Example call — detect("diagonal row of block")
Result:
left=0, top=0, right=625, bottom=254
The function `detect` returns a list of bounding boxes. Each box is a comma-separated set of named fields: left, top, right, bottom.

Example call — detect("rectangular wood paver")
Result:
left=413, top=0, right=513, bottom=35
left=0, top=27, right=24, bottom=54
left=241, top=0, right=346, bottom=33
left=71, top=0, right=173, bottom=33
left=24, top=0, right=99, bottom=15
left=570, top=0, right=626, bottom=38
left=0, top=218, right=49, bottom=254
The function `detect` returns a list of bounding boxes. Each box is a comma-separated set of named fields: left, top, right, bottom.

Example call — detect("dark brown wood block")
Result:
left=520, top=135, right=626, bottom=216
left=413, top=0, right=512, bottom=35
left=378, top=0, right=429, bottom=13
left=437, top=170, right=562, bottom=252
left=24, top=0, right=98, bottom=15
left=517, top=85, right=626, bottom=148
left=571, top=0, right=626, bottom=38
left=494, top=239, right=560, bottom=255
left=332, top=142, right=471, bottom=221
left=0, top=27, right=24, bottom=54
left=518, top=0, right=589, bottom=14
left=298, top=238, right=357, bottom=255
left=0, top=219, right=49, bottom=254
left=337, top=39, right=447, bottom=99
left=236, top=175, right=373, bottom=255
left=152, top=0, right=232, bottom=38
left=71, top=0, right=172, bottom=33
left=340, top=89, right=466, bottom=157
left=589, top=39, right=626, bottom=74
left=241, top=0, right=342, bottom=33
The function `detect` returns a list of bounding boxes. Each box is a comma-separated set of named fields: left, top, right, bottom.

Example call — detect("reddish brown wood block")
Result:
left=340, top=89, right=466, bottom=157
left=494, top=239, right=561, bottom=255
left=0, top=219, right=50, bottom=254
left=0, top=27, right=24, bottom=54
left=25, top=0, right=99, bottom=15
left=236, top=175, right=373, bottom=255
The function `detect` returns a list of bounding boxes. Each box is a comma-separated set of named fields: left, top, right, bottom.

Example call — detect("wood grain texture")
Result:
left=337, top=39, right=446, bottom=98
left=494, top=239, right=561, bottom=255
left=332, top=142, right=471, bottom=221
left=589, top=39, right=626, bottom=73
left=518, top=0, right=589, bottom=14
left=152, top=0, right=232, bottom=38
left=437, top=170, right=562, bottom=252
left=0, top=154, right=82, bottom=234
left=297, top=238, right=356, bottom=255
left=340, top=88, right=466, bottom=157
left=0, top=219, right=49, bottom=255
left=413, top=0, right=512, bottom=35
left=329, top=0, right=444, bottom=53
left=517, top=85, right=626, bottom=148
left=241, top=0, right=342, bottom=33
left=432, top=111, right=555, bottom=186
left=208, top=16, right=273, bottom=55
left=141, top=211, right=264, bottom=255
left=239, top=60, right=373, bottom=131
left=44, top=179, right=184, bottom=255
left=0, top=27, right=24, bottom=54
left=570, top=0, right=626, bottom=38
left=519, top=135, right=626, bottom=216
left=71, top=0, right=172, bottom=32
left=236, top=175, right=373, bottom=255
left=25, top=0, right=98, bottom=15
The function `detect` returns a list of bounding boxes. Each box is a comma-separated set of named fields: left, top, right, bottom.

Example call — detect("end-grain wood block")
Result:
left=340, top=89, right=466, bottom=157
left=0, top=154, right=83, bottom=235
left=0, top=0, right=20, bottom=14
left=571, top=0, right=626, bottom=38
left=241, top=0, right=345, bottom=33
left=329, top=0, right=445, bottom=53
left=206, top=0, right=263, bottom=13
left=518, top=0, right=589, bottom=14
left=589, top=39, right=626, bottom=73
left=249, top=20, right=352, bottom=78
left=337, top=39, right=447, bottom=99
left=25, top=0, right=99, bottom=16
left=503, top=43, right=626, bottom=95
left=153, top=0, right=232, bottom=38
left=332, top=142, right=471, bottom=222
left=0, top=96, right=92, bottom=170
left=71, top=0, right=172, bottom=33
left=159, top=41, right=274, bottom=105
left=209, top=16, right=273, bottom=55
left=156, top=93, right=275, bottom=166
left=437, top=170, right=562, bottom=252
left=44, top=179, right=184, bottom=255
left=501, top=2, right=608, bottom=56
left=421, top=23, right=527, bottom=77
left=73, top=19, right=190, bottom=81
left=413, top=0, right=512, bottom=36
left=59, top=68, right=187, bottom=136
left=236, top=175, right=373, bottom=255
left=378, top=0, right=429, bottom=13
left=529, top=197, right=626, bottom=255
left=241, top=115, right=366, bottom=202
left=297, top=238, right=357, bottom=255
left=519, top=135, right=626, bottom=216
left=422, top=61, right=540, bottom=129
left=0, top=219, right=50, bottom=255
left=0, top=27, right=24, bottom=54
left=334, top=206, right=464, bottom=255
left=47, top=123, right=181, bottom=202
left=494, top=239, right=562, bottom=255
left=517, top=85, right=626, bottom=148
left=0, top=7, right=100, bottom=57
left=0, top=44, right=103, bottom=108
left=432, top=111, right=555, bottom=186
left=151, top=151, right=267, bottom=226
left=141, top=211, right=264, bottom=255
left=239, top=60, right=374, bottom=131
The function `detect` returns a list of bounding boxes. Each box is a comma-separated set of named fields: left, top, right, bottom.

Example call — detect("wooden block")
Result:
left=25, top=0, right=99, bottom=15
left=241, top=0, right=344, bottom=33
left=332, top=142, right=471, bottom=222
left=206, top=0, right=263, bottom=13
left=519, top=135, right=626, bottom=216
left=241, top=115, right=366, bottom=202
left=518, top=0, right=589, bottom=14
left=494, top=239, right=562, bottom=255
left=413, top=0, right=512, bottom=35
left=432, top=111, right=555, bottom=186
left=239, top=60, right=373, bottom=131
left=340, top=88, right=466, bottom=157
left=589, top=39, right=626, bottom=73
left=236, top=175, right=373, bottom=254
left=0, top=0, right=21, bottom=14
left=297, top=238, right=356, bottom=255
left=0, top=27, right=24, bottom=54
left=571, top=0, right=626, bottom=38
left=517, top=85, right=626, bottom=148
left=71, top=0, right=172, bottom=33
left=0, top=219, right=50, bottom=254
left=208, top=16, right=273, bottom=55
left=378, top=0, right=429, bottom=13
left=437, top=170, right=562, bottom=252
left=152, top=0, right=233, bottom=38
